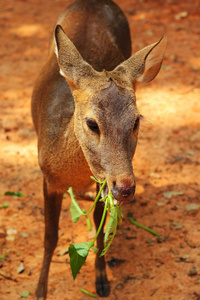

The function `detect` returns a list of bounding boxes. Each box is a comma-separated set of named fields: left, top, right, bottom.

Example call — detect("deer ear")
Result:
left=113, top=36, right=167, bottom=85
left=136, top=36, right=167, bottom=84
left=54, top=25, right=100, bottom=89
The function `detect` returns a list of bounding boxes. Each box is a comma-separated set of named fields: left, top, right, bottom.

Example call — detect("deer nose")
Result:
left=111, top=182, right=135, bottom=202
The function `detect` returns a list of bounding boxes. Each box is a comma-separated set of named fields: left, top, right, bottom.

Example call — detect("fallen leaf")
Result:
left=20, top=291, right=30, bottom=298
left=186, top=151, right=195, bottom=156
left=4, top=191, right=24, bottom=197
left=17, top=262, right=25, bottom=274
left=0, top=203, right=9, bottom=208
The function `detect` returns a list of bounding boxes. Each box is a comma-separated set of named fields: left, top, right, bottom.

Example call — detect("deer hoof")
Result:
left=96, top=274, right=110, bottom=297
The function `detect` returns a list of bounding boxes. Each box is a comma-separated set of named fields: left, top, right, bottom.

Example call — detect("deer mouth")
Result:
left=113, top=199, right=118, bottom=206
left=101, top=181, right=135, bottom=206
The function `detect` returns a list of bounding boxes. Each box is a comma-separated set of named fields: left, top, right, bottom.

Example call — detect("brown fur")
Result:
left=31, top=0, right=166, bottom=298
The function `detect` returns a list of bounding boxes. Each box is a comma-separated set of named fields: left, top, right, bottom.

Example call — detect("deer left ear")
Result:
left=112, top=36, right=167, bottom=86
left=136, top=36, right=167, bottom=84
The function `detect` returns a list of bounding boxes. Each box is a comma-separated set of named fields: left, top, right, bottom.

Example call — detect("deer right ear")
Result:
left=54, top=25, right=101, bottom=89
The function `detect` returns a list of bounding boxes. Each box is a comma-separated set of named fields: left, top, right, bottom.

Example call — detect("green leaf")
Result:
left=68, top=187, right=84, bottom=223
left=106, top=192, right=114, bottom=209
left=4, top=191, right=24, bottom=197
left=20, top=291, right=30, bottom=298
left=117, top=205, right=123, bottom=225
left=100, top=204, right=118, bottom=257
left=69, top=242, right=93, bottom=279
left=91, top=247, right=99, bottom=254
left=0, top=202, right=9, bottom=209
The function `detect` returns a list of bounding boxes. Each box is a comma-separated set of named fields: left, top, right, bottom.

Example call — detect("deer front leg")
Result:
left=35, top=178, right=63, bottom=300
left=93, top=185, right=110, bottom=297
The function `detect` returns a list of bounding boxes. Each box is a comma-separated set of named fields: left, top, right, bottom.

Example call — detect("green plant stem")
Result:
left=84, top=179, right=107, bottom=216
left=93, top=198, right=108, bottom=243
left=128, top=216, right=160, bottom=237
left=80, top=288, right=97, bottom=298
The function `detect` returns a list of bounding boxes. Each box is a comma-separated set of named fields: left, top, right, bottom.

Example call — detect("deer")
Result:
left=31, top=0, right=167, bottom=298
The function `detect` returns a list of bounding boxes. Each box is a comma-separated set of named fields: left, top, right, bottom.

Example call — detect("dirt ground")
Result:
left=0, top=0, right=200, bottom=299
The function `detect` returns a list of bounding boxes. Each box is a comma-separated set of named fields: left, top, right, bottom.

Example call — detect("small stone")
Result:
left=156, top=202, right=165, bottom=206
left=163, top=191, right=184, bottom=199
left=174, top=11, right=188, bottom=20
left=187, top=267, right=197, bottom=276
left=150, top=172, right=161, bottom=179
left=7, top=229, right=17, bottom=235
left=185, top=231, right=200, bottom=248
left=175, top=254, right=190, bottom=261
left=58, top=248, right=68, bottom=256
left=146, top=30, right=153, bottom=36
left=185, top=203, right=200, bottom=212
left=20, top=232, right=29, bottom=238
left=172, top=223, right=183, bottom=231
left=146, top=238, right=154, bottom=246
left=6, top=236, right=15, bottom=241
left=18, top=204, right=24, bottom=210
left=157, top=236, right=166, bottom=243
left=27, top=267, right=34, bottom=276
left=163, top=192, right=172, bottom=199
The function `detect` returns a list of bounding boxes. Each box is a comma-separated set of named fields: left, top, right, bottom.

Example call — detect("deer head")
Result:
left=55, top=25, right=167, bottom=202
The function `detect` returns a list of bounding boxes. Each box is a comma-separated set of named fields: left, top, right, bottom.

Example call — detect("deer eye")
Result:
left=86, top=119, right=100, bottom=135
left=133, top=116, right=140, bottom=131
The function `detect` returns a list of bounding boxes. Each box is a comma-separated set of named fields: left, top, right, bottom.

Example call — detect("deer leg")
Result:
left=35, top=178, right=63, bottom=300
left=93, top=184, right=110, bottom=297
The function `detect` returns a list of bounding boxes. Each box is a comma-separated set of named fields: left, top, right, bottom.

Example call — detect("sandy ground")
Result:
left=0, top=0, right=200, bottom=299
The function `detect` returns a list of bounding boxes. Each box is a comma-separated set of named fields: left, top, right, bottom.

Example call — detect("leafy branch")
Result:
left=67, top=177, right=160, bottom=281
left=67, top=177, right=122, bottom=280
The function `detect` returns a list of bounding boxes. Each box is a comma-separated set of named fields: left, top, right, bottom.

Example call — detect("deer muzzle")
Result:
left=111, top=181, right=135, bottom=203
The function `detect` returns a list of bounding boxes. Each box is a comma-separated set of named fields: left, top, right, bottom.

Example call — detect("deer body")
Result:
left=32, top=0, right=131, bottom=195
left=32, top=0, right=166, bottom=299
